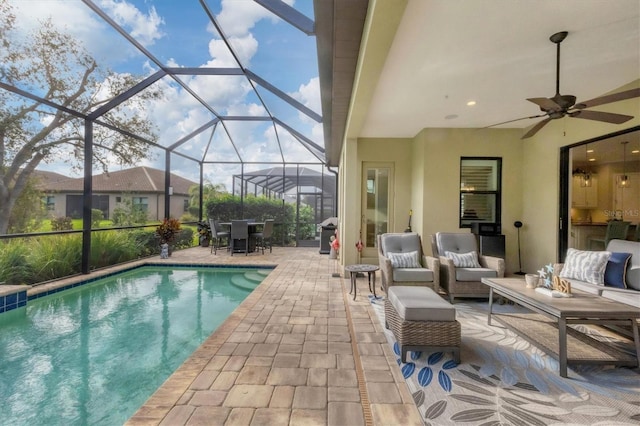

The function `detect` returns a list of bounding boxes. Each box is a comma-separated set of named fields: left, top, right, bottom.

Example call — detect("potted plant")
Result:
left=156, top=218, right=182, bottom=257
left=197, top=220, right=211, bottom=247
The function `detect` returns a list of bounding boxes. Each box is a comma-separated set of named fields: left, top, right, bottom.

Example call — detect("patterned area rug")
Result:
left=369, top=295, right=640, bottom=425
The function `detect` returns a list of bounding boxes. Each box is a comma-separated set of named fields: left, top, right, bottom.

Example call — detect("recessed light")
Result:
left=466, top=101, right=476, bottom=106
left=632, top=149, right=639, bottom=154
left=586, top=149, right=594, bottom=153
left=588, top=158, right=596, bottom=162
left=445, top=114, right=458, bottom=120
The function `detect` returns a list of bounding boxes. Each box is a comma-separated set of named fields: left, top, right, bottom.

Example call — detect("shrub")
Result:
left=51, top=216, right=73, bottom=231
left=0, top=226, right=195, bottom=286
left=112, top=198, right=148, bottom=225
left=173, top=227, right=194, bottom=249
left=91, top=209, right=104, bottom=228
left=30, top=235, right=82, bottom=282
left=90, top=231, right=140, bottom=268
left=204, top=195, right=297, bottom=245
left=127, top=229, right=162, bottom=256
left=155, top=218, right=182, bottom=243
left=180, top=212, right=198, bottom=223
left=0, top=241, right=34, bottom=285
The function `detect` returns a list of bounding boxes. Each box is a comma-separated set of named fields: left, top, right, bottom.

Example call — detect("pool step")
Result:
left=256, top=269, right=271, bottom=277
left=231, top=275, right=259, bottom=291
left=244, top=272, right=265, bottom=283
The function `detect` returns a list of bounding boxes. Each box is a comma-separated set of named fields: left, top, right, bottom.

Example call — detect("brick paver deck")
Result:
left=50, top=246, right=422, bottom=425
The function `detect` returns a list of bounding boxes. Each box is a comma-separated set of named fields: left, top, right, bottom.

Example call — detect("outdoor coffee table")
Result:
left=345, top=264, right=379, bottom=301
left=482, top=277, right=640, bottom=378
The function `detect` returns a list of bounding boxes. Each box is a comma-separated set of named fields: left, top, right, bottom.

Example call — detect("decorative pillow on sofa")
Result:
left=387, top=251, right=421, bottom=268
left=604, top=252, right=632, bottom=289
left=445, top=250, right=481, bottom=268
left=559, top=248, right=610, bottom=285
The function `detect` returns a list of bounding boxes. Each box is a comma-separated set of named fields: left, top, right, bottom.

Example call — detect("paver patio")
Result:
left=103, top=246, right=423, bottom=425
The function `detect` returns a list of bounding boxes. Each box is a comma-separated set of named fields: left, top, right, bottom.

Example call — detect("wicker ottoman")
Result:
left=385, top=286, right=461, bottom=363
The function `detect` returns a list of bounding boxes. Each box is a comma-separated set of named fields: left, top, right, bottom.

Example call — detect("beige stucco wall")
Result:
left=519, top=80, right=640, bottom=273
left=414, top=128, right=523, bottom=273
left=338, top=137, right=413, bottom=267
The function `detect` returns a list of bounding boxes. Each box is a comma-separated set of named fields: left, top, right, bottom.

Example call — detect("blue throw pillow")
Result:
left=604, top=252, right=632, bottom=289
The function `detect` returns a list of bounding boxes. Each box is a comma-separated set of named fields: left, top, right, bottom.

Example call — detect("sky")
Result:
left=8, top=0, right=323, bottom=188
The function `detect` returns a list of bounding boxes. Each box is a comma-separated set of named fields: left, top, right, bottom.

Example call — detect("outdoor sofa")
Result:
left=554, top=239, right=640, bottom=308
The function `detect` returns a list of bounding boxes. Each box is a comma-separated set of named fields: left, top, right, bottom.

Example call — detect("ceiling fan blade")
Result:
left=527, top=97, right=561, bottom=111
left=569, top=109, right=634, bottom=124
left=482, top=113, right=548, bottom=128
left=521, top=117, right=552, bottom=139
left=574, top=88, right=640, bottom=109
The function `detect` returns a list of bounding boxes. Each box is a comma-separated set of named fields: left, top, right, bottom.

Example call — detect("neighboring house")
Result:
left=33, top=167, right=196, bottom=221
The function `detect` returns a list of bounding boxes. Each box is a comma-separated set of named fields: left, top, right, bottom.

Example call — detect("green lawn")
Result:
left=38, top=219, right=120, bottom=231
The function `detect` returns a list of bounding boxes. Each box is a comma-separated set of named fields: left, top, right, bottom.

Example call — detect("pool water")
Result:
left=0, top=265, right=268, bottom=425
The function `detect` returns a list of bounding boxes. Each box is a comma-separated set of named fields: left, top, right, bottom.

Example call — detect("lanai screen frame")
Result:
left=0, top=0, right=335, bottom=276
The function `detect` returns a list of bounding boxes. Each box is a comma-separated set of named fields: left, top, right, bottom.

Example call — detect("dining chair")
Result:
left=252, top=219, right=275, bottom=254
left=209, top=219, right=229, bottom=255
left=588, top=220, right=631, bottom=249
left=230, top=220, right=249, bottom=256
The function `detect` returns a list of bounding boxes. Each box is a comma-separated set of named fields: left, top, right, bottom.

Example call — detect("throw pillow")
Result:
left=559, top=248, right=610, bottom=285
left=604, top=252, right=632, bottom=289
left=445, top=250, right=481, bottom=268
left=387, top=251, right=421, bottom=268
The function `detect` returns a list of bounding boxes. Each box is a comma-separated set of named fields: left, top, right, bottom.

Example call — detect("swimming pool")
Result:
left=0, top=265, right=270, bottom=425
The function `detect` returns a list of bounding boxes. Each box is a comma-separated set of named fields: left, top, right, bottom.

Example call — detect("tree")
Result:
left=187, top=181, right=228, bottom=217
left=0, top=3, right=161, bottom=234
left=7, top=176, right=47, bottom=233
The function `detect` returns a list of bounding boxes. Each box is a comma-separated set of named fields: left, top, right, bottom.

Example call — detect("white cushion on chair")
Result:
left=445, top=250, right=481, bottom=268
left=387, top=251, right=421, bottom=268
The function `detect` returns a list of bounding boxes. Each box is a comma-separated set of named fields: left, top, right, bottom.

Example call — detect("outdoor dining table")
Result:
left=218, top=221, right=264, bottom=253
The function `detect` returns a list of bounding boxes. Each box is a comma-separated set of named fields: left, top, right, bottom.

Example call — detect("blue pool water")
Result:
left=0, top=265, right=269, bottom=425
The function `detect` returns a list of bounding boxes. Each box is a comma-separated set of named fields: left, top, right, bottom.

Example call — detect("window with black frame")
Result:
left=460, top=157, right=502, bottom=228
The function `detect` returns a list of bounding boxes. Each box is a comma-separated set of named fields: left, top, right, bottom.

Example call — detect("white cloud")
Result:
left=214, top=0, right=272, bottom=37
left=206, top=33, right=258, bottom=67
left=98, top=0, right=165, bottom=46
left=292, top=76, right=321, bottom=115
left=9, top=0, right=161, bottom=63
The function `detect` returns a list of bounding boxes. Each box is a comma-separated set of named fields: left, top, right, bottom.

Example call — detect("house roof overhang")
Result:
left=314, top=0, right=370, bottom=167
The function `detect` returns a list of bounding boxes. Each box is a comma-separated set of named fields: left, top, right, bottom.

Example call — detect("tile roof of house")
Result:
left=33, top=167, right=196, bottom=195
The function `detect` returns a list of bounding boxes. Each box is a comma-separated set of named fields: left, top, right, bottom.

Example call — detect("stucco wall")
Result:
left=414, top=128, right=523, bottom=273
left=339, top=137, right=413, bottom=267
left=338, top=82, right=639, bottom=276
left=520, top=80, right=640, bottom=273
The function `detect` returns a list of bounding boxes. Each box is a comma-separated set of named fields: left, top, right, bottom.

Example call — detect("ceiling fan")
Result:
left=488, top=31, right=640, bottom=139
